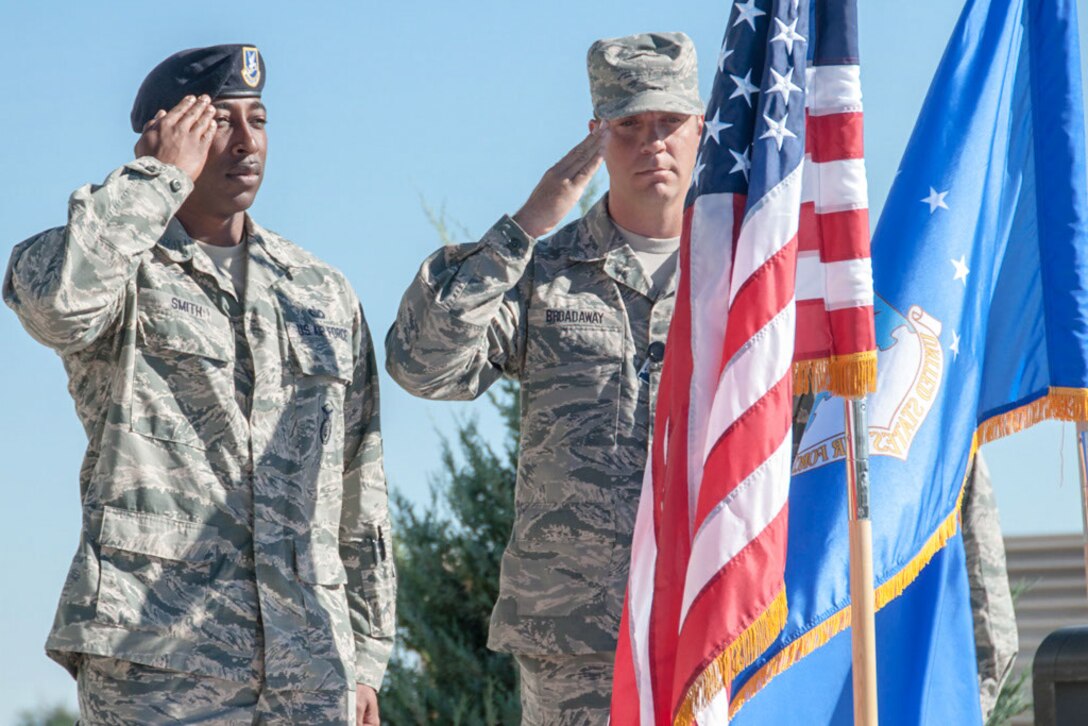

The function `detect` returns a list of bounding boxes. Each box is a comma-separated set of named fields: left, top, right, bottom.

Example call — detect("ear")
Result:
left=589, top=118, right=599, bottom=133
left=696, top=115, right=705, bottom=134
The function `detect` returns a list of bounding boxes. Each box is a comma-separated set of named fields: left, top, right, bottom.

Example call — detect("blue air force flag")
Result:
left=728, top=0, right=1088, bottom=723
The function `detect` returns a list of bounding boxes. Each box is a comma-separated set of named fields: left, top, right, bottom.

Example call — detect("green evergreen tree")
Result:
left=15, top=704, right=80, bottom=726
left=380, top=380, right=521, bottom=725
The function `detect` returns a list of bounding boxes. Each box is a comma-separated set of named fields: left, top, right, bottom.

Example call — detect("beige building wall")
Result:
left=1005, top=534, right=1088, bottom=726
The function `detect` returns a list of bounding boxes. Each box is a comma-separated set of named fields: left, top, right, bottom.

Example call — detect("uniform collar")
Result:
left=156, top=216, right=301, bottom=298
left=157, top=216, right=301, bottom=270
left=157, top=218, right=229, bottom=295
left=571, top=194, right=677, bottom=301
left=245, top=220, right=308, bottom=296
left=248, top=218, right=311, bottom=272
left=569, top=195, right=619, bottom=262
left=156, top=218, right=198, bottom=264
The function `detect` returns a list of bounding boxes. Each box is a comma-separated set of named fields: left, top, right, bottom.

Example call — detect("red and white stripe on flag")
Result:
left=611, top=155, right=799, bottom=726
left=795, top=64, right=876, bottom=398
left=611, top=0, right=875, bottom=723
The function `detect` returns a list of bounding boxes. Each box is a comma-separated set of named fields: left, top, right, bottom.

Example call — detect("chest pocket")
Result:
left=286, top=321, right=354, bottom=472
left=522, top=304, right=625, bottom=451
left=130, top=292, right=235, bottom=450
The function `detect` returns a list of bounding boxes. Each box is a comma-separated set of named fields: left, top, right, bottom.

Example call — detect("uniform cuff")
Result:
left=123, top=157, right=194, bottom=197
left=484, top=215, right=536, bottom=260
left=354, top=635, right=393, bottom=689
left=94, top=158, right=193, bottom=260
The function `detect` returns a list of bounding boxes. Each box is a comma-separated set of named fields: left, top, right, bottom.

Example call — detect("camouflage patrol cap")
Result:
left=587, top=32, right=703, bottom=120
left=130, top=44, right=265, bottom=132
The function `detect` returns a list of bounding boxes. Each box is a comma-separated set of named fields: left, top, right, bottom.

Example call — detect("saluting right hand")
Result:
left=134, top=94, right=217, bottom=182
left=512, top=123, right=608, bottom=239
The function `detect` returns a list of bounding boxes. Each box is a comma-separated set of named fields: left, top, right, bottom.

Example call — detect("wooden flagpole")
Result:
left=844, top=397, right=879, bottom=725
left=1076, top=422, right=1088, bottom=601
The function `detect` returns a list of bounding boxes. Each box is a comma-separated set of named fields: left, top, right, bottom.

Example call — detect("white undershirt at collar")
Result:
left=613, top=222, right=680, bottom=290
left=196, top=240, right=248, bottom=300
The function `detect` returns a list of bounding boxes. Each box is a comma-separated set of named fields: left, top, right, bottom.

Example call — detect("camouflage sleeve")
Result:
left=962, top=452, right=1018, bottom=720
left=384, top=215, right=533, bottom=399
left=340, top=302, right=396, bottom=689
left=2, top=158, right=193, bottom=353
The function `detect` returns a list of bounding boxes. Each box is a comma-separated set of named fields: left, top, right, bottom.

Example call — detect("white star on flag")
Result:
left=734, top=0, right=767, bottom=30
left=718, top=44, right=734, bottom=72
left=922, top=187, right=950, bottom=213
left=729, top=146, right=752, bottom=180
left=767, top=67, right=802, bottom=105
left=760, top=112, right=797, bottom=151
left=949, top=330, right=961, bottom=360
left=693, top=153, right=707, bottom=183
left=771, top=17, right=806, bottom=54
left=704, top=111, right=733, bottom=145
left=951, top=255, right=970, bottom=285
left=729, top=69, right=760, bottom=107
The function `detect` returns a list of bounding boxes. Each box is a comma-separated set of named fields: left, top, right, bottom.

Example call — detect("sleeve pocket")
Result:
left=360, top=559, right=397, bottom=639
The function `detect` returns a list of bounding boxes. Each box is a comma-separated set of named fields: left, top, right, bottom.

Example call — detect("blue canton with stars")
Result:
left=691, top=0, right=809, bottom=208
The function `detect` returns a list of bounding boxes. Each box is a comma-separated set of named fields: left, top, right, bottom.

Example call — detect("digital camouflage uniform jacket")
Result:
left=386, top=197, right=673, bottom=656
left=3, top=158, right=395, bottom=691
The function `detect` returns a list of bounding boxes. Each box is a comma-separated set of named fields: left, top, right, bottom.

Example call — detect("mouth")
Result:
left=225, top=164, right=262, bottom=184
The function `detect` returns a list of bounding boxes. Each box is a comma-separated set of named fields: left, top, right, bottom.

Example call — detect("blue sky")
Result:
left=1, top=0, right=1086, bottom=720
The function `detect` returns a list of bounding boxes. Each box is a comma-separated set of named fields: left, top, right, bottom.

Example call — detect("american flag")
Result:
left=611, top=0, right=873, bottom=723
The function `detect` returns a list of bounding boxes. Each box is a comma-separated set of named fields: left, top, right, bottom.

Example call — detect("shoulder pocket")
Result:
left=129, top=290, right=236, bottom=449
left=286, top=325, right=353, bottom=383
left=522, top=304, right=624, bottom=450
left=287, top=323, right=354, bottom=473
left=137, top=290, right=233, bottom=362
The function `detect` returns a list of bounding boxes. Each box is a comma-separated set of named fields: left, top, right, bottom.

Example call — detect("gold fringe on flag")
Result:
left=792, top=350, right=878, bottom=399
left=726, top=485, right=967, bottom=718
left=683, top=387, right=1087, bottom=719
left=829, top=350, right=878, bottom=399
left=977, top=387, right=1088, bottom=444
left=873, top=489, right=963, bottom=609
left=727, top=607, right=854, bottom=716
left=793, top=358, right=832, bottom=395
left=673, top=588, right=789, bottom=726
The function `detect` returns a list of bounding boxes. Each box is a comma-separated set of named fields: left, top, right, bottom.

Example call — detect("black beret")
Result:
left=130, top=44, right=265, bottom=132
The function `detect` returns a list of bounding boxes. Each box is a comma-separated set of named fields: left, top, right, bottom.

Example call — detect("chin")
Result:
left=638, top=181, right=682, bottom=200
left=224, top=190, right=259, bottom=213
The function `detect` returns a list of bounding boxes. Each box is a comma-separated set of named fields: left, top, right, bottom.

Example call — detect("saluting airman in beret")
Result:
left=4, top=44, right=394, bottom=725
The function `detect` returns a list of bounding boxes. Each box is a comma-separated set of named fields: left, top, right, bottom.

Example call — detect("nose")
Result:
left=231, top=121, right=258, bottom=156
left=641, top=121, right=670, bottom=153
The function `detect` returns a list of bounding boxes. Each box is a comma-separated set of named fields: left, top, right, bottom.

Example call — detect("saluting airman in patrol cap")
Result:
left=5, top=44, right=394, bottom=726
left=385, top=31, right=703, bottom=724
